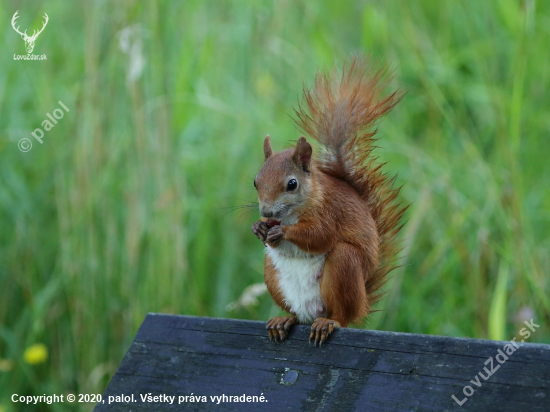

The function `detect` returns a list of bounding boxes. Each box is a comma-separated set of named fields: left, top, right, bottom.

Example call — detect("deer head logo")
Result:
left=11, top=11, right=49, bottom=54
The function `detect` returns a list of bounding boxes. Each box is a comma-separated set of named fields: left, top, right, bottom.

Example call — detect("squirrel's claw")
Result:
left=310, top=318, right=338, bottom=347
left=251, top=220, right=268, bottom=243
left=266, top=316, right=297, bottom=342
left=265, top=224, right=284, bottom=246
left=252, top=220, right=284, bottom=247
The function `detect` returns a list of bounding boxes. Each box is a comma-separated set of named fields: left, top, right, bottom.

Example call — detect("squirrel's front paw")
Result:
left=251, top=220, right=268, bottom=242
left=266, top=224, right=284, bottom=246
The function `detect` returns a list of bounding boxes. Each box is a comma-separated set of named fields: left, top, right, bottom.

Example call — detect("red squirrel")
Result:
left=251, top=57, right=406, bottom=346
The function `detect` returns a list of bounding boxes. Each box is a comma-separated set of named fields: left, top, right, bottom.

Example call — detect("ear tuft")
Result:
left=292, top=136, right=312, bottom=173
left=264, top=135, right=273, bottom=160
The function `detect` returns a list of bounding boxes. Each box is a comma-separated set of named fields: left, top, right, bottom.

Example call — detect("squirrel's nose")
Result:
left=260, top=207, right=273, bottom=218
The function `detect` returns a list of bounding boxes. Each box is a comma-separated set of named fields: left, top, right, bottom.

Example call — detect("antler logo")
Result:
left=11, top=10, right=49, bottom=54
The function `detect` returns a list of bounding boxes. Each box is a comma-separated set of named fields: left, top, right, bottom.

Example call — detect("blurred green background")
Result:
left=1, top=0, right=549, bottom=410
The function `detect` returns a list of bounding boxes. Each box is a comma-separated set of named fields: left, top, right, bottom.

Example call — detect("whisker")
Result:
left=237, top=209, right=257, bottom=220
left=216, top=202, right=259, bottom=214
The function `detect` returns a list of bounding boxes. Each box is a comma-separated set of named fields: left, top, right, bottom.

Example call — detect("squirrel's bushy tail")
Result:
left=294, top=57, right=407, bottom=308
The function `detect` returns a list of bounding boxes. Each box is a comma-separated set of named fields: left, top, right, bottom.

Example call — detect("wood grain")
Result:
left=95, top=314, right=550, bottom=411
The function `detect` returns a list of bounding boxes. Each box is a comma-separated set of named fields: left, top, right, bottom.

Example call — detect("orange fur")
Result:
left=293, top=57, right=407, bottom=309
left=263, top=254, right=292, bottom=314
left=254, top=57, right=406, bottom=327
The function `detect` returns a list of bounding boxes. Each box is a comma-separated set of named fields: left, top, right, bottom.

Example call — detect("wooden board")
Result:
left=95, top=314, right=550, bottom=411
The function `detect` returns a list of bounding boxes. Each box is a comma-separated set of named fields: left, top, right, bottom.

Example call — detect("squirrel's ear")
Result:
left=264, top=135, right=273, bottom=161
left=292, top=136, right=312, bottom=173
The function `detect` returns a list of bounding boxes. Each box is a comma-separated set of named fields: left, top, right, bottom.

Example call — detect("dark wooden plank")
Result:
left=95, top=314, right=550, bottom=411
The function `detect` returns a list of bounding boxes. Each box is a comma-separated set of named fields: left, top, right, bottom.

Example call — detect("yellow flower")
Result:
left=24, top=343, right=48, bottom=365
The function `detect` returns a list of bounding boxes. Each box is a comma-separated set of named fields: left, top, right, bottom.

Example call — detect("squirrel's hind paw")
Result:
left=266, top=316, right=297, bottom=342
left=309, top=318, right=340, bottom=347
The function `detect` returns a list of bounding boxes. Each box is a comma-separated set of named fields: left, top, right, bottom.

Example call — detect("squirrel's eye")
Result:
left=286, top=179, right=298, bottom=191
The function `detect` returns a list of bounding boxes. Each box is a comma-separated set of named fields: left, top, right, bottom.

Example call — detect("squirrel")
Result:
left=251, top=57, right=406, bottom=346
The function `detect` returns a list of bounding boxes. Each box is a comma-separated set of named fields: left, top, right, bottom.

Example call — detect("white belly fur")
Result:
left=266, top=241, right=327, bottom=324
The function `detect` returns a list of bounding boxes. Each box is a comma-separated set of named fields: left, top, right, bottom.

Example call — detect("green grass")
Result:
left=1, top=0, right=549, bottom=410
